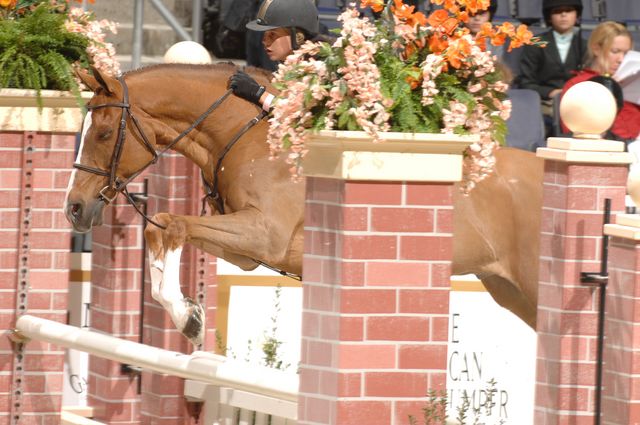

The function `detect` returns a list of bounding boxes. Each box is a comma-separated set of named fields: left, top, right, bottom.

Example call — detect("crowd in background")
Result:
left=208, top=0, right=640, bottom=148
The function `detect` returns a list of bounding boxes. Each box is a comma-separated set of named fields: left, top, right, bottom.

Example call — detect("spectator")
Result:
left=561, top=21, right=640, bottom=142
left=463, top=0, right=518, bottom=81
left=518, top=0, right=587, bottom=132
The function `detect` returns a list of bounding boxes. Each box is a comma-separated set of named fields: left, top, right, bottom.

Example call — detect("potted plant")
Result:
left=266, top=0, right=543, bottom=190
left=0, top=0, right=119, bottom=115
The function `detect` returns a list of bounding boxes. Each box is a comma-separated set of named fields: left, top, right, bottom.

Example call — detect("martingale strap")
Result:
left=201, top=110, right=267, bottom=216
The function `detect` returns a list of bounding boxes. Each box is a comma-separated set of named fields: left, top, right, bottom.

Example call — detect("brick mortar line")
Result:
left=302, top=255, right=450, bottom=263
left=539, top=232, right=609, bottom=239
left=303, top=228, right=454, bottom=237
left=303, top=336, right=449, bottom=344
left=305, top=200, right=454, bottom=209
left=537, top=256, right=602, bottom=263
left=542, top=207, right=626, bottom=214
left=534, top=356, right=599, bottom=364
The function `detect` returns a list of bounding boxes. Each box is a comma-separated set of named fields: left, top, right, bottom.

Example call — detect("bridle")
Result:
left=73, top=75, right=300, bottom=280
left=74, top=75, right=242, bottom=228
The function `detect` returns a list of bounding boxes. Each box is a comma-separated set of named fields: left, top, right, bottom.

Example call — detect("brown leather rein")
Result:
left=73, top=76, right=300, bottom=280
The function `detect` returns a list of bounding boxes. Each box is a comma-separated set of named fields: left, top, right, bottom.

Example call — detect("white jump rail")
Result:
left=15, top=315, right=298, bottom=424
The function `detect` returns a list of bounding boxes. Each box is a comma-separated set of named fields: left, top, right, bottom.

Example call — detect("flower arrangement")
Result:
left=267, top=0, right=543, bottom=191
left=0, top=0, right=119, bottom=103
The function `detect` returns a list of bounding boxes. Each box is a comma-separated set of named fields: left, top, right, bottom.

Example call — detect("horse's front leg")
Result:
left=144, top=214, right=205, bottom=346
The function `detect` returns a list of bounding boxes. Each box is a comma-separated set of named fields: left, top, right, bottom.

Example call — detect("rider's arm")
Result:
left=259, top=92, right=275, bottom=112
left=228, top=70, right=274, bottom=112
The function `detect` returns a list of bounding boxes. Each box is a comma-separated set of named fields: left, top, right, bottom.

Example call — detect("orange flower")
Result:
left=446, top=37, right=472, bottom=69
left=508, top=24, right=534, bottom=51
left=432, top=0, right=460, bottom=14
left=462, top=0, right=491, bottom=15
left=427, top=9, right=459, bottom=36
left=0, top=0, right=16, bottom=8
left=405, top=70, right=421, bottom=90
left=497, top=21, right=515, bottom=38
left=428, top=33, right=449, bottom=54
left=360, top=0, right=384, bottom=13
left=74, top=0, right=96, bottom=3
left=456, top=10, right=469, bottom=23
left=403, top=38, right=425, bottom=59
left=392, top=0, right=427, bottom=27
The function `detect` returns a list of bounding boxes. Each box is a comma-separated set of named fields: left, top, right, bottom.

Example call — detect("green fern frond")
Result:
left=0, top=3, right=89, bottom=104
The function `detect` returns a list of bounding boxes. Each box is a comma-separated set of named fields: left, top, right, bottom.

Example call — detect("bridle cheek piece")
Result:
left=73, top=76, right=159, bottom=207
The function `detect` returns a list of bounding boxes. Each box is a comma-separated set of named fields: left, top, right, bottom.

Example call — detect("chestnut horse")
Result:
left=65, top=64, right=543, bottom=346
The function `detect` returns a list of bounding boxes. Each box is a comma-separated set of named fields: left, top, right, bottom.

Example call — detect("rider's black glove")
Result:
left=228, top=71, right=265, bottom=106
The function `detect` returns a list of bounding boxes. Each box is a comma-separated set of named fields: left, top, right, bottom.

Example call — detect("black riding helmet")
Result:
left=246, top=0, right=320, bottom=35
left=542, top=0, right=583, bottom=25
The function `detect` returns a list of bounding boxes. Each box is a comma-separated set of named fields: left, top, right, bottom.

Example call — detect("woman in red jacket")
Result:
left=561, top=21, right=640, bottom=141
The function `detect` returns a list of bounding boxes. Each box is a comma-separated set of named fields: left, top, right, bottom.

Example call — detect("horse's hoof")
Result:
left=181, top=297, right=205, bottom=346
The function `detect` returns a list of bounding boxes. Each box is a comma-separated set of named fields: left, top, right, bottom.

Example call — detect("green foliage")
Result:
left=409, top=379, right=506, bottom=425
left=409, top=389, right=448, bottom=425
left=216, top=285, right=291, bottom=372
left=0, top=4, right=89, bottom=101
left=261, top=285, right=290, bottom=371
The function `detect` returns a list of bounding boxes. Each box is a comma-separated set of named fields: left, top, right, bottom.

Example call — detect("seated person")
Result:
left=465, top=0, right=504, bottom=58
left=561, top=21, right=640, bottom=143
left=518, top=0, right=587, bottom=128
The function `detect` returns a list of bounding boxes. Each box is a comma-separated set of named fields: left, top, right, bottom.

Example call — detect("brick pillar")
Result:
left=298, top=133, right=469, bottom=425
left=0, top=131, right=75, bottom=425
left=535, top=139, right=631, bottom=424
left=602, top=215, right=640, bottom=424
left=89, top=176, right=146, bottom=424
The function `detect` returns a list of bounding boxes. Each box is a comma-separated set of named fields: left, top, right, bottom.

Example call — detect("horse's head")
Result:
left=65, top=67, right=158, bottom=232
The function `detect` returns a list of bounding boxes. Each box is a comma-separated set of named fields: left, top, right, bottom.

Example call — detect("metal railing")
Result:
left=131, top=0, right=204, bottom=69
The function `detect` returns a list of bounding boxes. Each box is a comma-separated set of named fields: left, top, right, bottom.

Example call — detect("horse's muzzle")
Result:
left=65, top=199, right=105, bottom=232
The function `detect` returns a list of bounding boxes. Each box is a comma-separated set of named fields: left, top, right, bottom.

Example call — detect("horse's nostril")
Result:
left=68, top=203, right=82, bottom=219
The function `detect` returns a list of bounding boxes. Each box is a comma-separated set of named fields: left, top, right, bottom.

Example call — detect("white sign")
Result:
left=447, top=277, right=537, bottom=424
left=226, top=286, right=302, bottom=371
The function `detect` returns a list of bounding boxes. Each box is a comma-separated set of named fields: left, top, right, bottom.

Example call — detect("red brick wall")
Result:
left=603, top=236, right=640, bottom=424
left=89, top=152, right=217, bottom=424
left=535, top=161, right=628, bottom=424
left=0, top=131, right=75, bottom=425
left=299, top=177, right=452, bottom=425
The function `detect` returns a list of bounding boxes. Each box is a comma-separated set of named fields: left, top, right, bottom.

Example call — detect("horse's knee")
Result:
left=164, top=219, right=188, bottom=251
left=144, top=213, right=172, bottom=256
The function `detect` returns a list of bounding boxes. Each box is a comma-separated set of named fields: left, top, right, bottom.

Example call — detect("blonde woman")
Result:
left=561, top=21, right=640, bottom=141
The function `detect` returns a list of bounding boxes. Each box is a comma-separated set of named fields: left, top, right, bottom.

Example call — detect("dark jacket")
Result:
left=517, top=29, right=587, bottom=100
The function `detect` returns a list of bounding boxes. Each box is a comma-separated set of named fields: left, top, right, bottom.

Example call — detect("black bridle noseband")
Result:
left=73, top=76, right=299, bottom=280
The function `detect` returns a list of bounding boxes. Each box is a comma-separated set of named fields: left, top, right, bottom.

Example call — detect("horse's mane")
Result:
left=123, top=62, right=273, bottom=79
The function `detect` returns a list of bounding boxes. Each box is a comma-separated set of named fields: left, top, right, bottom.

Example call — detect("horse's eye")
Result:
left=98, top=129, right=113, bottom=140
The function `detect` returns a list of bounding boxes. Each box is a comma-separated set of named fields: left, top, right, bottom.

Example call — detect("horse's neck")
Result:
left=133, top=70, right=246, bottom=169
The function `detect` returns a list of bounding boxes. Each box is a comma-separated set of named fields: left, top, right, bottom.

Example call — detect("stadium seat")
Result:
left=505, top=88, right=546, bottom=151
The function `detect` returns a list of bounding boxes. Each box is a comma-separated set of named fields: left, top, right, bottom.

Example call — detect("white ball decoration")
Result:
left=559, top=81, right=617, bottom=138
left=163, top=41, right=212, bottom=65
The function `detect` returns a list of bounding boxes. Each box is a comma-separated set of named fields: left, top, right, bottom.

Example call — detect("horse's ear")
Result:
left=75, top=67, right=101, bottom=92
left=90, top=66, right=119, bottom=95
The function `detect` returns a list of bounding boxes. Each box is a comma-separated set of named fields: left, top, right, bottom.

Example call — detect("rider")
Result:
left=227, top=0, right=320, bottom=112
